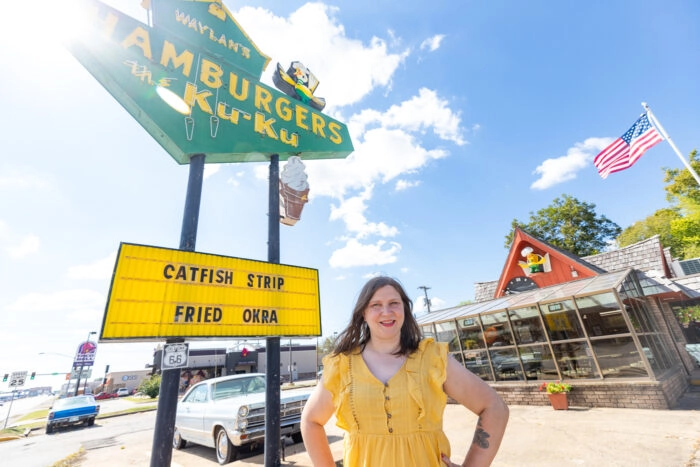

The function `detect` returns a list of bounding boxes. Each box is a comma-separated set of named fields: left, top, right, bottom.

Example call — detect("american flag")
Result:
left=594, top=113, right=663, bottom=179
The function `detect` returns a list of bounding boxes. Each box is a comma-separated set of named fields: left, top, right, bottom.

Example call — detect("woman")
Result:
left=301, top=276, right=509, bottom=466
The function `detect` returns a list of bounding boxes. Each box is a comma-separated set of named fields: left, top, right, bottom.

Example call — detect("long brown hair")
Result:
left=332, top=276, right=422, bottom=357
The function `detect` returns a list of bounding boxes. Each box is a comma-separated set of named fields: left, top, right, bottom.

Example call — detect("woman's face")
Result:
left=363, top=285, right=405, bottom=342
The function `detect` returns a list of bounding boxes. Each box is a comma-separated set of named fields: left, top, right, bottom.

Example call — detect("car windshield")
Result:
left=54, top=396, right=94, bottom=409
left=211, top=376, right=266, bottom=400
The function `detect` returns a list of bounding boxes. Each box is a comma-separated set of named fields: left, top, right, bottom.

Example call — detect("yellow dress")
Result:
left=322, top=338, right=451, bottom=467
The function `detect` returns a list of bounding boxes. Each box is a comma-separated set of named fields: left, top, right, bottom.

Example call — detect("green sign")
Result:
left=151, top=0, right=270, bottom=80
left=69, top=0, right=353, bottom=164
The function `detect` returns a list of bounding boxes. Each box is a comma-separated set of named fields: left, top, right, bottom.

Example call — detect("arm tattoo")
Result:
left=472, top=417, right=491, bottom=449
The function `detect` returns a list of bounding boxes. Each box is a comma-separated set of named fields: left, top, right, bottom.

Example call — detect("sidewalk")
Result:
left=75, top=385, right=700, bottom=467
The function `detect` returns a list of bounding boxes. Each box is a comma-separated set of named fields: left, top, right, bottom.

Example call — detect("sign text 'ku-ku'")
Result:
left=101, top=243, right=321, bottom=341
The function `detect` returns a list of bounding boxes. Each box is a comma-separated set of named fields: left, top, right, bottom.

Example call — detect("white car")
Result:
left=173, top=373, right=312, bottom=464
left=116, top=388, right=131, bottom=397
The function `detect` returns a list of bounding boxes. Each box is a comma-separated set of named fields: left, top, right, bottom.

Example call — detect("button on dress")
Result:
left=322, top=338, right=451, bottom=467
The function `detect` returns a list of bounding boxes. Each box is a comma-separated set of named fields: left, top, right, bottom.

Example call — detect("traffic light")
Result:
left=2, top=373, right=7, bottom=382
left=30, top=372, right=36, bottom=380
left=241, top=348, right=249, bottom=358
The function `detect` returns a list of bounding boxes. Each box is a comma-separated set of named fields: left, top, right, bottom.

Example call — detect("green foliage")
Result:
left=539, top=381, right=572, bottom=394
left=663, top=150, right=700, bottom=206
left=619, top=150, right=700, bottom=260
left=617, top=208, right=682, bottom=253
left=138, top=374, right=161, bottom=398
left=505, top=194, right=621, bottom=257
left=673, top=306, right=700, bottom=326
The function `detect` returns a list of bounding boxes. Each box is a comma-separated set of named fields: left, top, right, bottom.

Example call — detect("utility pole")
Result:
left=418, top=286, right=431, bottom=313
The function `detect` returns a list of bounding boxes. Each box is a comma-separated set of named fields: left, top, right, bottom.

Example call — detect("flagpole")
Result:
left=642, top=102, right=700, bottom=186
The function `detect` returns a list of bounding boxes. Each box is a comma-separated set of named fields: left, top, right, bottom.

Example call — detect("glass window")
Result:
left=421, top=324, right=436, bottom=339
left=540, top=299, right=585, bottom=341
left=184, top=384, right=209, bottom=403
left=489, top=346, right=522, bottom=381
left=637, top=334, right=673, bottom=375
left=624, top=299, right=656, bottom=333
left=435, top=321, right=460, bottom=351
left=576, top=292, right=630, bottom=337
left=481, top=311, right=514, bottom=346
left=517, top=344, right=556, bottom=380
left=551, top=342, right=599, bottom=379
left=456, top=317, right=486, bottom=350
left=462, top=348, right=493, bottom=382
left=509, top=305, right=546, bottom=344
left=589, top=336, right=649, bottom=378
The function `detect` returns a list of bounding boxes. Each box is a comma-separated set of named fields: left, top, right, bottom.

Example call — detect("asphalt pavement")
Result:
left=73, top=383, right=700, bottom=467
left=4, top=380, right=699, bottom=466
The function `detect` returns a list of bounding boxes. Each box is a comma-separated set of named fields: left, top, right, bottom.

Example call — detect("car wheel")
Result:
left=87, top=418, right=95, bottom=427
left=215, top=428, right=238, bottom=464
left=173, top=427, right=187, bottom=449
left=45, top=424, right=53, bottom=434
left=291, top=431, right=303, bottom=444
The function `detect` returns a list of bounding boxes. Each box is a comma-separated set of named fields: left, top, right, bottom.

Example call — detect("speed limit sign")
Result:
left=9, top=371, right=28, bottom=387
left=162, top=343, right=189, bottom=370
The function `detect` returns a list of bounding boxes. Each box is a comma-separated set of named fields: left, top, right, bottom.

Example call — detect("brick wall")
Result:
left=467, top=367, right=690, bottom=410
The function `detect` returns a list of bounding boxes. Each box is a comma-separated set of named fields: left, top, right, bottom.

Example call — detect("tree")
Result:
left=663, top=150, right=700, bottom=259
left=617, top=208, right=682, bottom=253
left=505, top=194, right=621, bottom=257
left=618, top=150, right=700, bottom=259
left=138, top=374, right=161, bottom=398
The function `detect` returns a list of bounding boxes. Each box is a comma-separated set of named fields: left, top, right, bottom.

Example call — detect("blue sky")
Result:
left=1, top=0, right=699, bottom=391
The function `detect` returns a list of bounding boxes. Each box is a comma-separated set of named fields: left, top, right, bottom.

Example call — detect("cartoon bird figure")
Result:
left=518, top=246, right=547, bottom=274
left=272, top=61, right=327, bottom=111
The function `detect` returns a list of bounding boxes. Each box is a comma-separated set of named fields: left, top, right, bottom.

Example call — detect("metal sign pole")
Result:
left=150, top=153, right=205, bottom=467
left=265, top=154, right=282, bottom=466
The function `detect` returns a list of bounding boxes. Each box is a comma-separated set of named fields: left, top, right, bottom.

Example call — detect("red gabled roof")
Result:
left=493, top=228, right=605, bottom=298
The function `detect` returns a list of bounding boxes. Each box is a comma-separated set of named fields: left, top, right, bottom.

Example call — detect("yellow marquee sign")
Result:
left=101, top=243, right=321, bottom=341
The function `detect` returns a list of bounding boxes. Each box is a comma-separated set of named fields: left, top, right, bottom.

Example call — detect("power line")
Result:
left=418, top=285, right=431, bottom=313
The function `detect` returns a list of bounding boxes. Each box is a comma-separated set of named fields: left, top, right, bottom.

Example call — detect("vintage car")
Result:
left=94, top=391, right=118, bottom=401
left=46, top=395, right=100, bottom=434
left=173, top=373, right=312, bottom=464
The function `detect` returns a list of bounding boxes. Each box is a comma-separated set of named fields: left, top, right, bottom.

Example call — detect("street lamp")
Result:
left=74, top=331, right=97, bottom=396
left=38, top=352, right=74, bottom=396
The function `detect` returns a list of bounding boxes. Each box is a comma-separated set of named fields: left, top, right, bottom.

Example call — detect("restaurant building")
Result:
left=417, top=228, right=700, bottom=409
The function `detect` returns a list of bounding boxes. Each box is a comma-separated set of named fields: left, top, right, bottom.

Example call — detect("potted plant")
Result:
left=539, top=381, right=572, bottom=410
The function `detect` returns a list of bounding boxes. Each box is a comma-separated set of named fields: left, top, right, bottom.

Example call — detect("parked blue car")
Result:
left=46, top=395, right=100, bottom=434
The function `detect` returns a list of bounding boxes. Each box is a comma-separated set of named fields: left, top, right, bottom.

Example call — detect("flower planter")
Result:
left=547, top=393, right=569, bottom=410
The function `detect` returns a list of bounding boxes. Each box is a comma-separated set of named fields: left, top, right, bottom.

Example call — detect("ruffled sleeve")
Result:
left=405, top=338, right=448, bottom=429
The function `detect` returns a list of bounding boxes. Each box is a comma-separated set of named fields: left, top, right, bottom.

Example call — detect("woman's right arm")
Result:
left=300, top=381, right=336, bottom=466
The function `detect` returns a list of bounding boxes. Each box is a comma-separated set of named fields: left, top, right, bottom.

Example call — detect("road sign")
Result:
left=101, top=243, right=321, bottom=341
left=9, top=371, right=28, bottom=388
left=69, top=368, right=93, bottom=380
left=162, top=343, right=190, bottom=370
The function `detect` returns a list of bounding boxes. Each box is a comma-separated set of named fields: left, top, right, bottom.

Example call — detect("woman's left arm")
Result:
left=442, top=356, right=509, bottom=467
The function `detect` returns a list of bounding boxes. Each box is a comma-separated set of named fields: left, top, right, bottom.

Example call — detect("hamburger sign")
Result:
left=68, top=0, right=354, bottom=164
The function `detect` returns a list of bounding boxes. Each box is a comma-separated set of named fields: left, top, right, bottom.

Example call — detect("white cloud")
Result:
left=420, top=34, right=445, bottom=52
left=235, top=3, right=409, bottom=109
left=204, top=165, right=220, bottom=180
left=329, top=186, right=399, bottom=239
left=352, top=88, right=466, bottom=145
left=531, top=137, right=612, bottom=190
left=66, top=252, right=117, bottom=280
left=0, top=168, right=51, bottom=191
left=329, top=239, right=401, bottom=268
left=7, top=234, right=40, bottom=258
left=395, top=179, right=421, bottom=191
left=234, top=6, right=466, bottom=269
left=226, top=171, right=246, bottom=187
left=413, top=295, right=447, bottom=314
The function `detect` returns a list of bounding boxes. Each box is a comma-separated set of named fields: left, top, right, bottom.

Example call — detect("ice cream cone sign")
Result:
left=280, top=156, right=310, bottom=226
